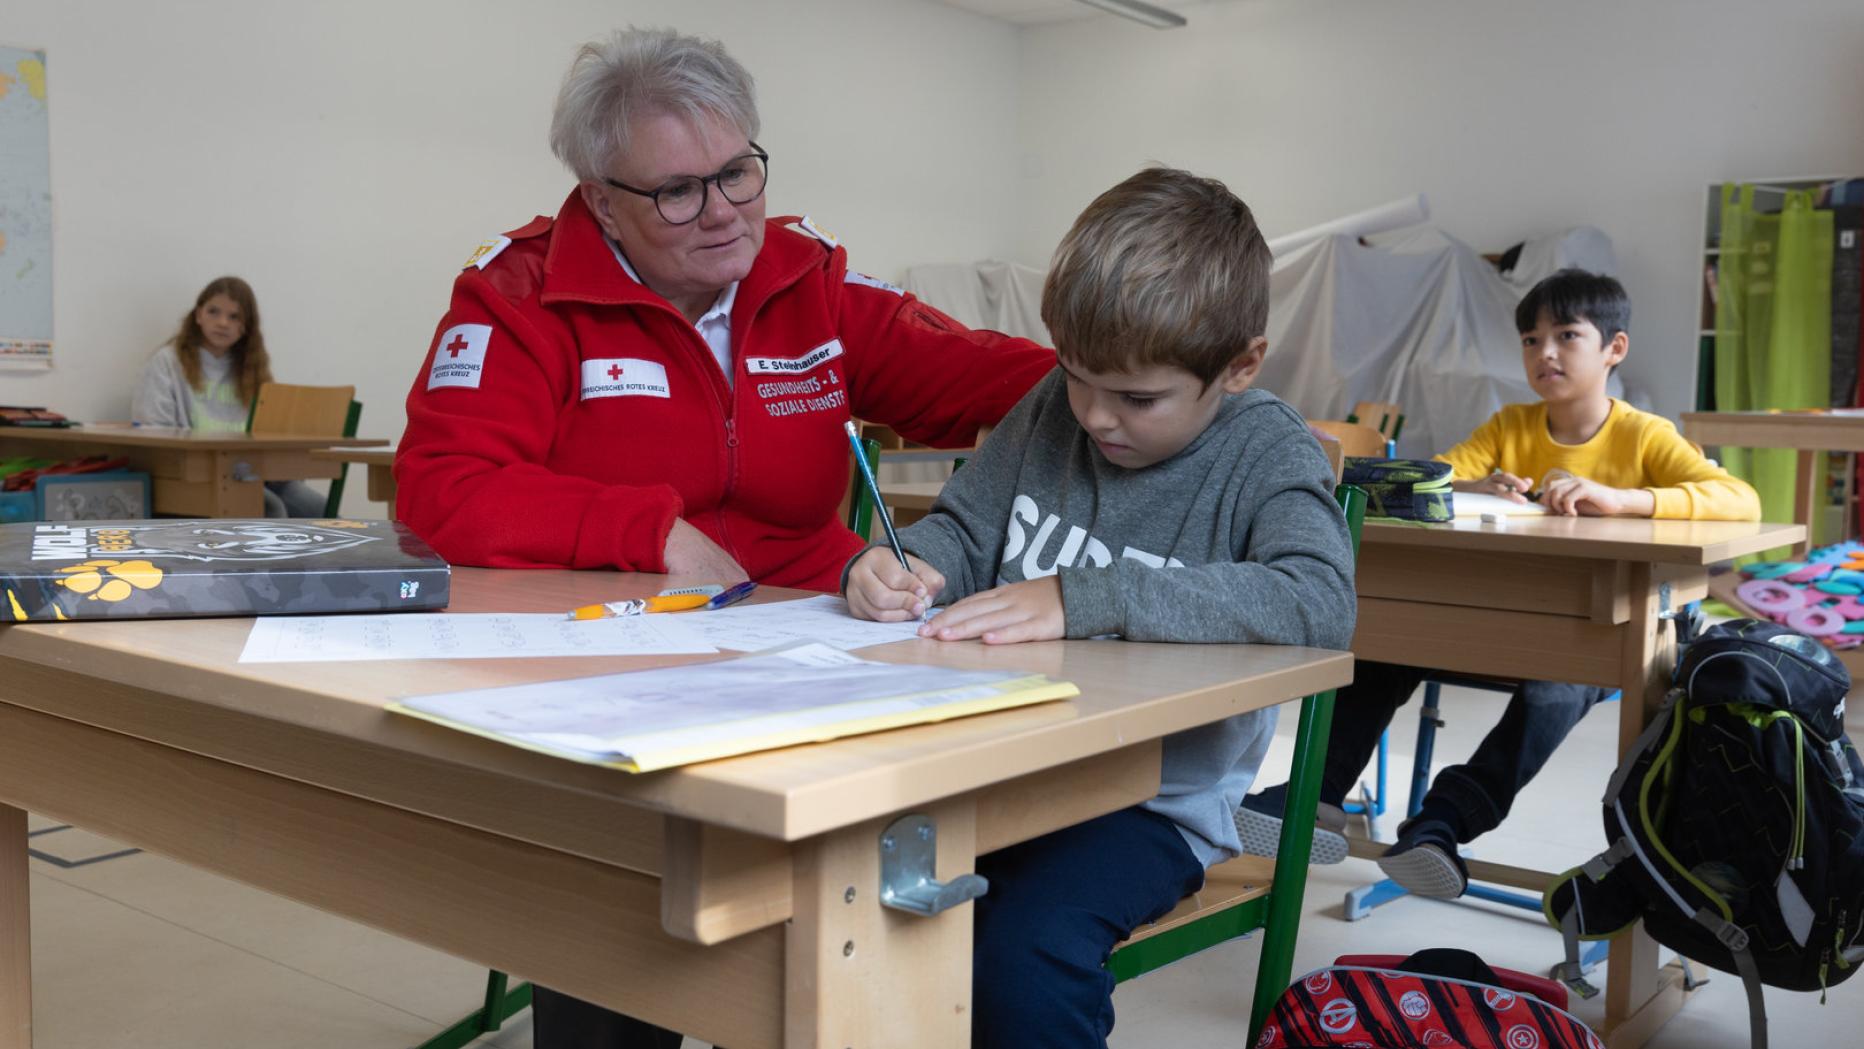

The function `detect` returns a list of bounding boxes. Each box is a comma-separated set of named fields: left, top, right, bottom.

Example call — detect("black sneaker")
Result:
left=1374, top=817, right=1468, bottom=898
left=1235, top=783, right=1349, bottom=864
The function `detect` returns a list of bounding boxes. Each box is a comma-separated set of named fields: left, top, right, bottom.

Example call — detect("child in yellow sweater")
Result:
left=1239, top=268, right=1760, bottom=898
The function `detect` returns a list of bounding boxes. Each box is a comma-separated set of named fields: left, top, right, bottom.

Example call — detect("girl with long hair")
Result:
left=131, top=277, right=327, bottom=516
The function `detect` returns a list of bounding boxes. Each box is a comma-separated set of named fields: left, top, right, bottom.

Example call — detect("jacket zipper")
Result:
left=710, top=322, right=746, bottom=570
left=715, top=414, right=747, bottom=567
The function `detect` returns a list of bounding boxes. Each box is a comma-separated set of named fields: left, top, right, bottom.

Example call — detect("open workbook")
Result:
left=390, top=642, right=1079, bottom=772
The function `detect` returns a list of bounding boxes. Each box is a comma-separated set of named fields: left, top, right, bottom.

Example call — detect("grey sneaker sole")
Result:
left=1376, top=843, right=1467, bottom=898
left=1234, top=806, right=1349, bottom=864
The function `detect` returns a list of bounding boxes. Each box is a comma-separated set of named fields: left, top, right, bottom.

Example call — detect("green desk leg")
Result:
left=1247, top=687, right=1337, bottom=1045
left=413, top=970, right=532, bottom=1049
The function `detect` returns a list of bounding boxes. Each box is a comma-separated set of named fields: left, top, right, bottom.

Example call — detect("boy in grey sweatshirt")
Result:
left=844, top=167, right=1356, bottom=1049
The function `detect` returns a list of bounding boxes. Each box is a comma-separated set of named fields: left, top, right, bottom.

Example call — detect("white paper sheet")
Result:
left=238, top=612, right=717, bottom=663
left=1451, top=491, right=1550, bottom=518
left=683, top=595, right=931, bottom=651
left=395, top=642, right=1067, bottom=769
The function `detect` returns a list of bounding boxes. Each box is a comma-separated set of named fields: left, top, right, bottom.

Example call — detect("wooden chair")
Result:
left=248, top=382, right=356, bottom=436
left=1308, top=419, right=1389, bottom=459
left=1108, top=484, right=1368, bottom=1044
left=1347, top=400, right=1405, bottom=441
left=245, top=382, right=363, bottom=517
left=1311, top=430, right=1345, bottom=484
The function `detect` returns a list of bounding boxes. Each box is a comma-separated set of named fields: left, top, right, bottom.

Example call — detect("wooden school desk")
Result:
left=1681, top=409, right=1864, bottom=559
left=0, top=426, right=386, bottom=518
left=1351, top=514, right=1804, bottom=1049
left=310, top=445, right=397, bottom=509
left=0, top=569, right=1351, bottom=1049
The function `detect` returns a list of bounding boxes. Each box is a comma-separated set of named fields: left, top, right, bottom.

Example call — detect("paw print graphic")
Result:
left=56, top=559, right=164, bottom=602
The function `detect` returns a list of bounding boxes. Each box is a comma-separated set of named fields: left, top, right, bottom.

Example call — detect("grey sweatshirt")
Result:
left=886, top=369, right=1356, bottom=866
left=131, top=344, right=248, bottom=432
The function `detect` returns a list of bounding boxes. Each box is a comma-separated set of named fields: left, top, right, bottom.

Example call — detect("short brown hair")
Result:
left=1041, top=167, right=1271, bottom=386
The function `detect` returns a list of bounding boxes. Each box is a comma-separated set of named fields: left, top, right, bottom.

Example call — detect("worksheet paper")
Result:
left=238, top=611, right=717, bottom=663
left=392, top=642, right=1074, bottom=770
left=682, top=595, right=932, bottom=651
left=1450, top=492, right=1550, bottom=518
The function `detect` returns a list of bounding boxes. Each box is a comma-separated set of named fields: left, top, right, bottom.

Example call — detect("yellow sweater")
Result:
left=1435, top=399, right=1760, bottom=521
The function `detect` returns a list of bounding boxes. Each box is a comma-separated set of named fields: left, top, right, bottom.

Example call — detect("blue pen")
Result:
left=706, top=580, right=758, bottom=610
left=843, top=421, right=912, bottom=572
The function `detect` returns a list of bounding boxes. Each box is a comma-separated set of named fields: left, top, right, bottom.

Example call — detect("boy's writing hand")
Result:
left=1455, top=471, right=1535, bottom=503
left=919, top=576, right=1063, bottom=645
left=845, top=548, right=944, bottom=622
left=1539, top=473, right=1655, bottom=517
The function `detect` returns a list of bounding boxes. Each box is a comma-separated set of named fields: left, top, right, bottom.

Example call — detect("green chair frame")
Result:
left=413, top=972, right=532, bottom=1049
left=1106, top=484, right=1366, bottom=1045
left=846, top=435, right=884, bottom=537
left=320, top=399, right=364, bottom=517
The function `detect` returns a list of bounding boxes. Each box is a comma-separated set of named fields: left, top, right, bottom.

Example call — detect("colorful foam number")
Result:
left=1743, top=562, right=1805, bottom=581
left=1786, top=606, right=1846, bottom=637
left=1815, top=581, right=1863, bottom=596
left=1786, top=562, right=1835, bottom=583
left=1735, top=579, right=1806, bottom=615
left=1830, top=569, right=1864, bottom=587
left=1844, top=619, right=1864, bottom=635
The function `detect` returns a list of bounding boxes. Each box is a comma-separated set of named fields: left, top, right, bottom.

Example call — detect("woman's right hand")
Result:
left=845, top=547, right=945, bottom=622
left=663, top=519, right=750, bottom=584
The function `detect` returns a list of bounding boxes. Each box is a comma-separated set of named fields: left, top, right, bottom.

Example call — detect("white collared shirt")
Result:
left=608, top=238, right=739, bottom=389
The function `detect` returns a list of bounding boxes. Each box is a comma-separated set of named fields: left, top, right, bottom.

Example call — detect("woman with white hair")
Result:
left=396, top=27, right=1055, bottom=1047
left=396, top=27, right=1053, bottom=597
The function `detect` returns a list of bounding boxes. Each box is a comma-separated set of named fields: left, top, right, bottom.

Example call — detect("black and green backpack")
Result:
left=1544, top=620, right=1864, bottom=1049
left=1340, top=457, right=1453, bottom=522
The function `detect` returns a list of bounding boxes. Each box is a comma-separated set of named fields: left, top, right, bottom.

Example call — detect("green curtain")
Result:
left=1715, top=186, right=1834, bottom=556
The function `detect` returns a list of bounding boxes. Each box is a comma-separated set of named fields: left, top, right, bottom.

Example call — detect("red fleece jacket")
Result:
left=397, top=191, right=1055, bottom=591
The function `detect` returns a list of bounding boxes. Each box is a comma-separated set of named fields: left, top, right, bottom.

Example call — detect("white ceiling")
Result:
left=935, top=0, right=1226, bottom=26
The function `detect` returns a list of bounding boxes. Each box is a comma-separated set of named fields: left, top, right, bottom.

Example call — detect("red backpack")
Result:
left=1257, top=950, right=1599, bottom=1049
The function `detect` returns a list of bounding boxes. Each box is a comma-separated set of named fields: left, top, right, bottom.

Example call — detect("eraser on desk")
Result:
left=1480, top=512, right=1506, bottom=528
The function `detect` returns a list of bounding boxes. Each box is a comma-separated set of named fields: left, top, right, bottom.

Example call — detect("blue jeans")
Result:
left=1321, top=661, right=1611, bottom=841
left=532, top=806, right=1205, bottom=1049
left=263, top=479, right=327, bottom=517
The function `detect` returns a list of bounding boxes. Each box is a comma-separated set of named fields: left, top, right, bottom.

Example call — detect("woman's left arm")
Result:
left=832, top=266, right=1056, bottom=445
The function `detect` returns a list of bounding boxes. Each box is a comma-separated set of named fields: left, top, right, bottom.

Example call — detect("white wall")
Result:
left=1012, top=0, right=1864, bottom=424
left=11, top=0, right=1863, bottom=482
left=1, top=0, right=1020, bottom=511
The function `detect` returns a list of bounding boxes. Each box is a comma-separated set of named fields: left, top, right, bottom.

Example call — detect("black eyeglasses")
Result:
left=603, top=144, right=770, bottom=225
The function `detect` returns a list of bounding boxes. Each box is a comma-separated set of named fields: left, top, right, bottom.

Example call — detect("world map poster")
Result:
left=0, top=45, right=50, bottom=370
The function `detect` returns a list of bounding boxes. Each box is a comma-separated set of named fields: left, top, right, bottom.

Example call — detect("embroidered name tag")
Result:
left=744, top=339, right=844, bottom=376
left=844, top=271, right=904, bottom=296
left=427, top=324, right=492, bottom=389
left=580, top=358, right=670, bottom=400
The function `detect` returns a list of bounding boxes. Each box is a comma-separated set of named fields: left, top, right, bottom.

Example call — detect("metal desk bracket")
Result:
left=878, top=814, right=988, bottom=917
